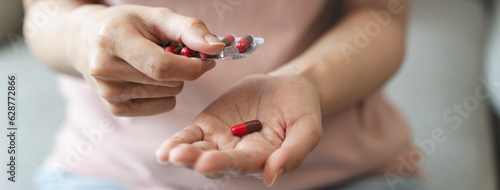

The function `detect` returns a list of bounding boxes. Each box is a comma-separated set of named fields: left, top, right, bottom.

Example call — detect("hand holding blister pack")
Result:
left=163, top=34, right=264, bottom=60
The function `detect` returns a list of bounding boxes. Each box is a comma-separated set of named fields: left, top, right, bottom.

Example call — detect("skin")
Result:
left=23, top=1, right=226, bottom=116
left=24, top=0, right=409, bottom=187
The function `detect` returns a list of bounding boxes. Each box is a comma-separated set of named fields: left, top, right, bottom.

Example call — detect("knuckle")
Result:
left=164, top=97, right=177, bottom=112
left=130, top=85, right=147, bottom=98
left=97, top=83, right=122, bottom=100
left=171, top=82, right=184, bottom=95
left=108, top=103, right=130, bottom=117
left=88, top=57, right=109, bottom=77
left=155, top=7, right=174, bottom=15
left=94, top=31, right=112, bottom=49
left=94, top=18, right=130, bottom=48
left=313, top=123, right=323, bottom=135
left=187, top=68, right=203, bottom=81
left=163, top=85, right=183, bottom=97
left=147, top=57, right=172, bottom=80
left=183, top=17, right=206, bottom=29
left=311, top=126, right=323, bottom=139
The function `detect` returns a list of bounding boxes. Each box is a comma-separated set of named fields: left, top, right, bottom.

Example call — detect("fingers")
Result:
left=89, top=58, right=183, bottom=87
left=92, top=16, right=218, bottom=82
left=156, top=126, right=204, bottom=163
left=165, top=144, right=267, bottom=180
left=112, top=29, right=217, bottom=81
left=262, top=122, right=323, bottom=187
left=89, top=60, right=185, bottom=116
left=145, top=8, right=225, bottom=55
left=124, top=76, right=183, bottom=88
left=104, top=96, right=176, bottom=116
left=191, top=141, right=218, bottom=151
left=81, top=5, right=225, bottom=117
left=194, top=149, right=266, bottom=177
left=167, top=144, right=203, bottom=166
left=94, top=79, right=183, bottom=102
left=168, top=141, right=217, bottom=166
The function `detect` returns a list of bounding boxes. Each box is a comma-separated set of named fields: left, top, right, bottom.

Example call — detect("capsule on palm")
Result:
left=231, top=120, right=262, bottom=136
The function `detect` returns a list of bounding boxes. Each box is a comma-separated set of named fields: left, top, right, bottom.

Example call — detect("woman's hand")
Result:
left=65, top=5, right=225, bottom=116
left=155, top=75, right=322, bottom=186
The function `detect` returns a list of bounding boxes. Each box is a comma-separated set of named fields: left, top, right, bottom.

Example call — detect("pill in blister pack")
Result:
left=163, top=34, right=264, bottom=60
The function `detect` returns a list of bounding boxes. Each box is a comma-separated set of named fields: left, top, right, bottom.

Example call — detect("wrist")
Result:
left=64, top=4, right=108, bottom=75
left=269, top=55, right=342, bottom=114
left=268, top=62, right=313, bottom=89
left=269, top=56, right=323, bottom=91
left=65, top=4, right=108, bottom=49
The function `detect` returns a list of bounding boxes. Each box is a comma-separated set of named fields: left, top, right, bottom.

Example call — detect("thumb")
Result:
left=262, top=123, right=322, bottom=187
left=145, top=8, right=225, bottom=55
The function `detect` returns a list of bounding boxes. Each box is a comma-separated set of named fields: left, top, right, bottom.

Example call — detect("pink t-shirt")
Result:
left=45, top=1, right=416, bottom=189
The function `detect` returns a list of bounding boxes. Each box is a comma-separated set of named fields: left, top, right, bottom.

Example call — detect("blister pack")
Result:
left=163, top=34, right=264, bottom=60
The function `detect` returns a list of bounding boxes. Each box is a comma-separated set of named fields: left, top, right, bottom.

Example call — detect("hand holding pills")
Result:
left=64, top=5, right=225, bottom=116
left=163, top=34, right=264, bottom=60
left=155, top=75, right=322, bottom=187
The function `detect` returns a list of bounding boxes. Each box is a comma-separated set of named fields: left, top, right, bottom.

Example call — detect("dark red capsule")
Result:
left=231, top=120, right=262, bottom=136
left=164, top=45, right=182, bottom=54
left=180, top=47, right=193, bottom=57
left=235, top=35, right=254, bottom=53
left=199, top=52, right=213, bottom=58
left=222, top=34, right=235, bottom=46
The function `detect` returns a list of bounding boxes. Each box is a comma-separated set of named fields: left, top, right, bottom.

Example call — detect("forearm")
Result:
left=23, top=0, right=102, bottom=77
left=271, top=1, right=409, bottom=114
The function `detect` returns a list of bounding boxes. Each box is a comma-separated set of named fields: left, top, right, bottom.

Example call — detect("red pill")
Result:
left=235, top=35, right=254, bottom=53
left=231, top=120, right=262, bottom=136
left=222, top=34, right=235, bottom=46
left=199, top=52, right=213, bottom=58
left=180, top=47, right=193, bottom=57
left=164, top=45, right=182, bottom=54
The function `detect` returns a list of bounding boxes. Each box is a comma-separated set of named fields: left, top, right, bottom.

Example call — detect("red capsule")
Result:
left=164, top=45, right=182, bottom=54
left=231, top=120, right=262, bottom=136
left=199, top=52, right=213, bottom=58
left=180, top=47, right=193, bottom=57
left=222, top=34, right=235, bottom=46
left=235, top=35, right=254, bottom=53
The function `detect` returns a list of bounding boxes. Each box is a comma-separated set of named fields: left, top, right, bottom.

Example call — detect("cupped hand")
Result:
left=67, top=5, right=225, bottom=116
left=155, top=75, right=322, bottom=186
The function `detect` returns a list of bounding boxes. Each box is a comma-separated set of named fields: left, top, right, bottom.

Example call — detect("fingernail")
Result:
left=266, top=168, right=284, bottom=187
left=204, top=171, right=224, bottom=179
left=194, top=169, right=204, bottom=176
left=168, top=157, right=187, bottom=167
left=155, top=149, right=169, bottom=165
left=169, top=161, right=187, bottom=167
left=204, top=34, right=225, bottom=46
left=169, top=159, right=194, bottom=169
left=156, top=157, right=169, bottom=165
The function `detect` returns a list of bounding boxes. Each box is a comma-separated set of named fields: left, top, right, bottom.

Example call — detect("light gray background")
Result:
left=0, top=0, right=498, bottom=190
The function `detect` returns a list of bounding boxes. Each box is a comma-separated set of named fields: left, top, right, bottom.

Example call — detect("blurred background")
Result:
left=0, top=0, right=499, bottom=189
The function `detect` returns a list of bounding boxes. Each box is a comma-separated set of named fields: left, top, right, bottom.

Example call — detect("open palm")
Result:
left=155, top=75, right=322, bottom=186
